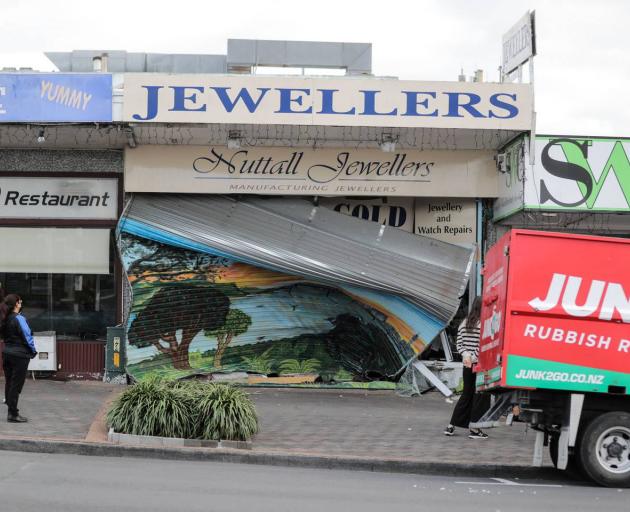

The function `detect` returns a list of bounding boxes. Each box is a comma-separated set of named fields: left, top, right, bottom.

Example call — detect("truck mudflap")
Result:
left=532, top=393, right=585, bottom=470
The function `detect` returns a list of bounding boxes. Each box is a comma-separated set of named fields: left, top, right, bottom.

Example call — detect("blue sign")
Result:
left=0, top=73, right=112, bottom=122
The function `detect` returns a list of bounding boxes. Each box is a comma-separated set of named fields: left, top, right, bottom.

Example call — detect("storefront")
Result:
left=117, top=73, right=533, bottom=384
left=0, top=72, right=119, bottom=378
left=0, top=171, right=122, bottom=378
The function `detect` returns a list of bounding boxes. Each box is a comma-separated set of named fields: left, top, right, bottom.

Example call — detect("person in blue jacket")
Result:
left=1, top=294, right=37, bottom=422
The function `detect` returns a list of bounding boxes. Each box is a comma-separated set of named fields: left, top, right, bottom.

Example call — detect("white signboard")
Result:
left=0, top=177, right=118, bottom=219
left=502, top=11, right=536, bottom=75
left=414, top=198, right=477, bottom=246
left=123, top=74, right=533, bottom=131
left=125, top=146, right=498, bottom=198
left=0, top=227, right=111, bottom=274
left=525, top=136, right=630, bottom=212
left=320, top=197, right=414, bottom=232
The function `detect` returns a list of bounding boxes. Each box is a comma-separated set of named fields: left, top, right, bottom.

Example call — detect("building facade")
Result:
left=1, top=41, right=534, bottom=382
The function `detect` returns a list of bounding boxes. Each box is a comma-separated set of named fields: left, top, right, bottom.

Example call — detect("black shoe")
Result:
left=468, top=429, right=488, bottom=439
left=7, top=414, right=28, bottom=423
left=443, top=425, right=455, bottom=436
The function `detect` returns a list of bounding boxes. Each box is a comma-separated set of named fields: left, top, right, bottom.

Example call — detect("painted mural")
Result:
left=119, top=232, right=436, bottom=384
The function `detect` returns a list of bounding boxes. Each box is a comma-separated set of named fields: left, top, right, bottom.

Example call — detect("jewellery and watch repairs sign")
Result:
left=414, top=198, right=477, bottom=246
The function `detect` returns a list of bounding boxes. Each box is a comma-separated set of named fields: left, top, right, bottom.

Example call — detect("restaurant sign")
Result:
left=0, top=176, right=118, bottom=219
left=125, top=146, right=498, bottom=198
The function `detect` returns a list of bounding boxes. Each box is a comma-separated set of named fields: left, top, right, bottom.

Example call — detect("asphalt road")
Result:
left=0, top=451, right=625, bottom=512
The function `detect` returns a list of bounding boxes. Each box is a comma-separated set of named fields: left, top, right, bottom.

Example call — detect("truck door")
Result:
left=476, top=230, right=511, bottom=390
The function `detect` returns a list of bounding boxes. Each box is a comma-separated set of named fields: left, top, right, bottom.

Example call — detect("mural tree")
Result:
left=206, top=309, right=252, bottom=369
left=128, top=285, right=230, bottom=370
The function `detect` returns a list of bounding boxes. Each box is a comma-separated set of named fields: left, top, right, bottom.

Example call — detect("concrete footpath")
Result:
left=0, top=378, right=557, bottom=479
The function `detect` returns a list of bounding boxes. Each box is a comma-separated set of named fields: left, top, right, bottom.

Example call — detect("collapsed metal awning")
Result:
left=117, top=194, right=474, bottom=382
left=120, top=194, right=474, bottom=324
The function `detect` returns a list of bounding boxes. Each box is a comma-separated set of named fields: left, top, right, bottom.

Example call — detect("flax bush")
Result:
left=107, top=378, right=258, bottom=441
left=196, top=384, right=259, bottom=441
left=106, top=377, right=196, bottom=438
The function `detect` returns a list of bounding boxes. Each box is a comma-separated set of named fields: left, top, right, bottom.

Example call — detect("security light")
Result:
left=227, top=130, right=241, bottom=149
left=380, top=135, right=397, bottom=153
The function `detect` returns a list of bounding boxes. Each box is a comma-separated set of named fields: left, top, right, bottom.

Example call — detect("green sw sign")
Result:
left=526, top=137, right=630, bottom=211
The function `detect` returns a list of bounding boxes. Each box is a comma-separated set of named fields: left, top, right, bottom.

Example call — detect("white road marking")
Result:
left=455, top=478, right=562, bottom=488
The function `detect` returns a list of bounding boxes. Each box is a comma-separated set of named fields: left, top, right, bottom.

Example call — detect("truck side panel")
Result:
left=500, top=230, right=630, bottom=395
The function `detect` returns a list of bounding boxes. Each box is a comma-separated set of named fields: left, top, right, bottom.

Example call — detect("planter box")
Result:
left=107, top=429, right=252, bottom=450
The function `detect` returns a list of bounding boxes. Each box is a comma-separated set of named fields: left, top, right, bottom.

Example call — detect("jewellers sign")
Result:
left=123, top=74, right=532, bottom=130
left=0, top=177, right=118, bottom=219
left=125, top=146, right=498, bottom=197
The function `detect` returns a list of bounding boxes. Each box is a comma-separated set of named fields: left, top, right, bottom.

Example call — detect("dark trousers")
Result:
left=3, top=353, right=30, bottom=417
left=449, top=366, right=490, bottom=428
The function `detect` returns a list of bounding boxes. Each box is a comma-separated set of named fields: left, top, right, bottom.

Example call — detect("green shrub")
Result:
left=196, top=384, right=259, bottom=441
left=106, top=377, right=195, bottom=438
left=107, top=378, right=258, bottom=441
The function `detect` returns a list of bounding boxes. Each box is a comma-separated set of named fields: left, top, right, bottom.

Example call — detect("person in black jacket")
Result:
left=1, top=294, right=37, bottom=423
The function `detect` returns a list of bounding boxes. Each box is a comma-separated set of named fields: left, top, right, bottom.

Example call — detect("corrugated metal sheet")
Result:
left=57, top=341, right=105, bottom=377
left=120, top=194, right=473, bottom=324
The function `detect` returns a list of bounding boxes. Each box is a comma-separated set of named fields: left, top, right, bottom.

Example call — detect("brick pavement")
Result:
left=0, top=378, right=550, bottom=468
left=0, top=378, right=119, bottom=439
left=249, top=388, right=549, bottom=466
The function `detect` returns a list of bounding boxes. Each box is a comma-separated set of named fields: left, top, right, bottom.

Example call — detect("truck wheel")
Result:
left=578, top=412, right=630, bottom=488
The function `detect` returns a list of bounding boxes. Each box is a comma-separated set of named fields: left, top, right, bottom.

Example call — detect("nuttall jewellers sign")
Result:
left=125, top=146, right=497, bottom=197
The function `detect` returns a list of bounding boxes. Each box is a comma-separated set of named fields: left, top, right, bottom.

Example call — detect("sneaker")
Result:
left=7, top=414, right=28, bottom=423
left=468, top=429, right=488, bottom=439
left=443, top=425, right=455, bottom=436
